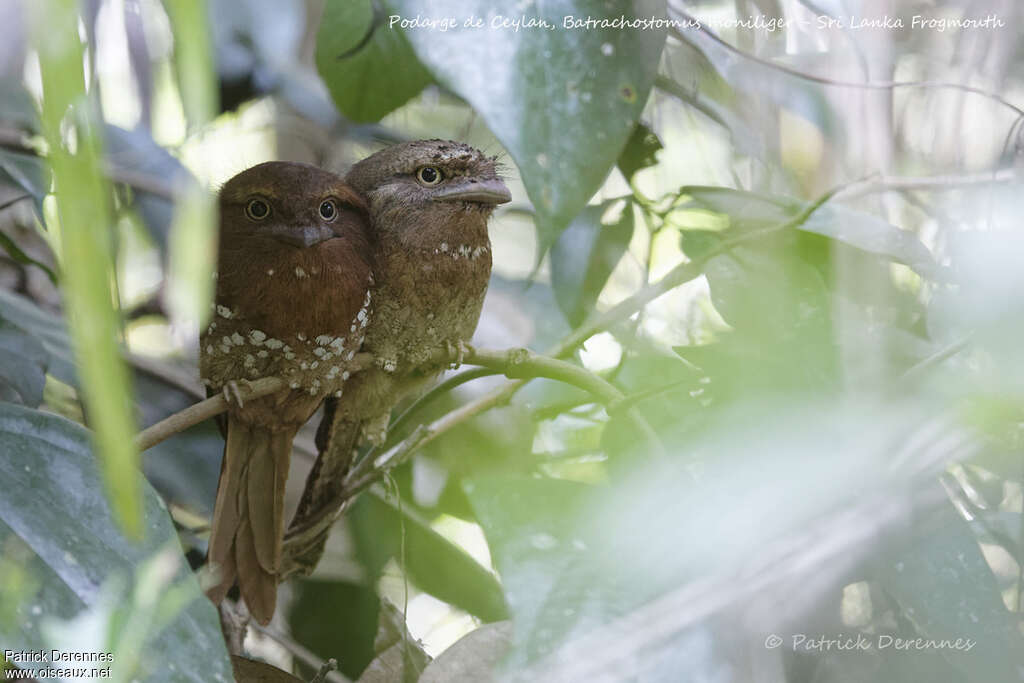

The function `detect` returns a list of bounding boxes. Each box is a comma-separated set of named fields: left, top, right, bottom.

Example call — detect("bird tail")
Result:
left=206, top=417, right=292, bottom=625
left=285, top=402, right=363, bottom=574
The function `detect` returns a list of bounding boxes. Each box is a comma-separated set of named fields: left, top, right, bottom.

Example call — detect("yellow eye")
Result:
left=416, top=166, right=443, bottom=186
left=245, top=199, right=270, bottom=220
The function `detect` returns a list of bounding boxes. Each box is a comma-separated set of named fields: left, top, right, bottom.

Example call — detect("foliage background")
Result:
left=1, top=0, right=1024, bottom=681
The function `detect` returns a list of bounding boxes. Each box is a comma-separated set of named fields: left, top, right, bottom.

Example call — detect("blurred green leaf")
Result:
left=419, top=621, right=513, bottom=683
left=0, top=148, right=48, bottom=217
left=550, top=199, right=635, bottom=327
left=162, top=0, right=218, bottom=127
left=32, top=0, right=141, bottom=536
left=350, top=491, right=508, bottom=623
left=0, top=288, right=77, bottom=386
left=0, top=224, right=57, bottom=284
left=0, top=315, right=48, bottom=406
left=0, top=78, right=40, bottom=133
left=289, top=579, right=381, bottom=680
left=317, top=0, right=432, bottom=122
left=0, top=402, right=232, bottom=682
left=617, top=123, right=662, bottom=183
left=389, top=0, right=667, bottom=248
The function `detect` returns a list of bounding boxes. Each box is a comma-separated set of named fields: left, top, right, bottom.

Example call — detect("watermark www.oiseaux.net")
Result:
left=385, top=13, right=1006, bottom=34
left=763, top=633, right=977, bottom=653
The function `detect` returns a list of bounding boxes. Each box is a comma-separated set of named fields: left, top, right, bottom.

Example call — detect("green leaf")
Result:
left=350, top=491, right=508, bottom=623
left=0, top=315, right=48, bottom=406
left=419, top=621, right=513, bottom=683
left=289, top=579, right=381, bottom=680
left=0, top=403, right=232, bottom=682
left=616, top=123, right=662, bottom=183
left=317, top=0, right=432, bottom=122
left=0, top=288, right=76, bottom=386
left=32, top=0, right=142, bottom=536
left=0, top=225, right=56, bottom=284
left=550, top=198, right=635, bottom=326
left=0, top=148, right=49, bottom=218
left=388, top=0, right=667, bottom=248
left=162, top=0, right=217, bottom=127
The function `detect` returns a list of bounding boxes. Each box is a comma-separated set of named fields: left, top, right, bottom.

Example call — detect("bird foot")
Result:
left=445, top=340, right=473, bottom=369
left=363, top=413, right=390, bottom=446
left=221, top=379, right=253, bottom=408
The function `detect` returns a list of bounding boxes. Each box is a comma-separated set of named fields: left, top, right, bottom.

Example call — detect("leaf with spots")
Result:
left=387, top=0, right=667, bottom=250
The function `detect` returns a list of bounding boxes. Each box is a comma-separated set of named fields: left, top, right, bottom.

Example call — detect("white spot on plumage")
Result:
left=257, top=350, right=268, bottom=358
left=297, top=333, right=307, bottom=341
left=315, top=335, right=332, bottom=346
left=267, top=268, right=274, bottom=276
left=206, top=345, right=214, bottom=355
left=217, top=305, right=233, bottom=319
left=334, top=390, right=343, bottom=397
left=357, top=309, right=367, bottom=322
left=265, top=338, right=284, bottom=349
left=330, top=338, right=345, bottom=351
left=300, top=361, right=309, bottom=370
left=314, top=347, right=326, bottom=358
left=440, top=242, right=449, bottom=252
left=295, top=267, right=307, bottom=278
left=249, top=330, right=266, bottom=344
left=243, top=354, right=255, bottom=367
left=346, top=350, right=356, bottom=361
left=310, top=361, right=319, bottom=369
left=284, top=351, right=295, bottom=360
left=290, top=381, right=300, bottom=389
left=342, top=370, right=350, bottom=380
left=231, top=332, right=244, bottom=346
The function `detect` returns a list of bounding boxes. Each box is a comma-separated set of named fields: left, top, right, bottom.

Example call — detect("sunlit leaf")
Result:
left=317, top=0, right=432, bottom=122
left=389, top=0, right=667, bottom=248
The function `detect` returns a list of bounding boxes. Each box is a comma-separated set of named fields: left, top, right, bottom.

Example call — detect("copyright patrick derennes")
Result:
left=764, top=633, right=977, bottom=652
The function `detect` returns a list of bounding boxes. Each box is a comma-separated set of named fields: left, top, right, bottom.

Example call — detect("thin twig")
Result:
left=134, top=377, right=286, bottom=451
left=248, top=622, right=351, bottom=683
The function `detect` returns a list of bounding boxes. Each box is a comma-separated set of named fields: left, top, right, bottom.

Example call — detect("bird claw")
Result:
left=222, top=380, right=252, bottom=408
left=446, top=340, right=472, bottom=369
left=363, top=413, right=390, bottom=446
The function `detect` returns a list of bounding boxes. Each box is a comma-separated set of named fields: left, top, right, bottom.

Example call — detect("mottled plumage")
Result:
left=200, top=161, right=373, bottom=623
left=289, top=140, right=509, bottom=571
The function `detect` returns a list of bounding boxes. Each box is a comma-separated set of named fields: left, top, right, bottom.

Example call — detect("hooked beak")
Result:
left=432, top=178, right=511, bottom=205
left=268, top=224, right=335, bottom=248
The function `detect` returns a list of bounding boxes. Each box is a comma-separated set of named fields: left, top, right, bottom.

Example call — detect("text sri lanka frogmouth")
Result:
left=289, top=139, right=510, bottom=571
left=199, top=161, right=373, bottom=624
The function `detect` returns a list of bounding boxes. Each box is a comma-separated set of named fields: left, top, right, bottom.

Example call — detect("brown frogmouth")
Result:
left=200, top=162, right=373, bottom=624
left=288, top=140, right=510, bottom=569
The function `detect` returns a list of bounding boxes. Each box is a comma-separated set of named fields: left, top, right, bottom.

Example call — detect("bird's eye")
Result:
left=416, top=166, right=443, bottom=186
left=319, top=199, right=337, bottom=221
left=245, top=199, right=270, bottom=220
